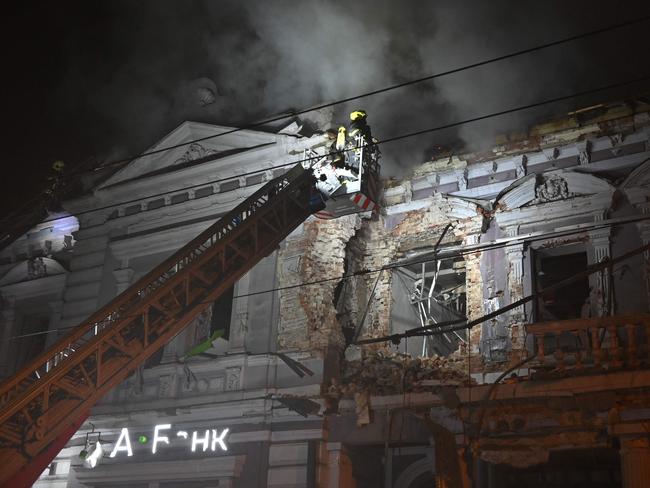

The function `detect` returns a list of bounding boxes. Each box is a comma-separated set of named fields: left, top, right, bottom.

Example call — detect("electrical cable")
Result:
left=363, top=241, right=650, bottom=346
left=6, top=213, right=650, bottom=343
left=4, top=72, right=650, bottom=236
left=3, top=13, right=648, bottom=230
left=59, top=15, right=650, bottom=175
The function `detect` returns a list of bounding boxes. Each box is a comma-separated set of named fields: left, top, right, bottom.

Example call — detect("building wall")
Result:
left=8, top=104, right=650, bottom=487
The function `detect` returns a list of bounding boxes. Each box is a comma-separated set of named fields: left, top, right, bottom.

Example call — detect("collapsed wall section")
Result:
left=276, top=214, right=363, bottom=352
left=354, top=194, right=483, bottom=349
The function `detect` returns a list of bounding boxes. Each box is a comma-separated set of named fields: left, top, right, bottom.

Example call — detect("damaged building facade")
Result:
left=1, top=100, right=650, bottom=487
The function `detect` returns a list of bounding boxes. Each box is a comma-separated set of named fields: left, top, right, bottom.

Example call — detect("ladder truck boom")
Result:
left=0, top=163, right=320, bottom=486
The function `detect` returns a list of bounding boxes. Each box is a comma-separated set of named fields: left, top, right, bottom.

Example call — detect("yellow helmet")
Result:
left=338, top=126, right=346, bottom=132
left=52, top=160, right=65, bottom=172
left=350, top=110, right=367, bottom=121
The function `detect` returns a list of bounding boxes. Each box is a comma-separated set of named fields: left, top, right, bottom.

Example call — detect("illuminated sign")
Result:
left=108, top=424, right=229, bottom=459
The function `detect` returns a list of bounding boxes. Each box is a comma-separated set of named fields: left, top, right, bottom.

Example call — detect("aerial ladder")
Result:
left=0, top=138, right=380, bottom=487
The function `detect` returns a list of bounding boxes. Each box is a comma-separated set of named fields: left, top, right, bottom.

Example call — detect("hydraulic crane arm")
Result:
left=0, top=163, right=319, bottom=486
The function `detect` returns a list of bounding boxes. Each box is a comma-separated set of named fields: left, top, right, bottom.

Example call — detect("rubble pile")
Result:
left=334, top=351, right=471, bottom=397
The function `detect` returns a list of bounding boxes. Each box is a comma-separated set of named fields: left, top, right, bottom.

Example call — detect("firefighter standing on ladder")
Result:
left=331, top=125, right=347, bottom=169
left=348, top=110, right=373, bottom=173
left=349, top=109, right=372, bottom=143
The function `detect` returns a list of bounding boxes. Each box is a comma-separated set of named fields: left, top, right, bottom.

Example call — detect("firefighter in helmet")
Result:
left=347, top=110, right=373, bottom=173
left=330, top=125, right=347, bottom=169
left=44, top=160, right=66, bottom=212
left=348, top=110, right=372, bottom=145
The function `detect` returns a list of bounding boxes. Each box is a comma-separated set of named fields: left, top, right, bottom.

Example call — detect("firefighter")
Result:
left=347, top=110, right=373, bottom=173
left=330, top=126, right=347, bottom=169
left=44, top=160, right=66, bottom=212
left=336, top=125, right=347, bottom=151
left=348, top=110, right=372, bottom=145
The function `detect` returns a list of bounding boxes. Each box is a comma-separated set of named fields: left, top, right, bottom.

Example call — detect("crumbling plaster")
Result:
left=277, top=214, right=364, bottom=352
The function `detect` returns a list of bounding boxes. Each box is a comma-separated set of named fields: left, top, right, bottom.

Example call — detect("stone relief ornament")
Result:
left=225, top=367, right=241, bottom=391
left=542, top=147, right=560, bottom=160
left=515, top=155, right=527, bottom=178
left=174, top=143, right=218, bottom=165
left=533, top=175, right=571, bottom=203
left=456, top=170, right=468, bottom=191
left=158, top=374, right=177, bottom=398
left=578, top=141, right=591, bottom=166
left=191, top=307, right=212, bottom=344
left=609, top=133, right=624, bottom=156
left=27, top=257, right=47, bottom=280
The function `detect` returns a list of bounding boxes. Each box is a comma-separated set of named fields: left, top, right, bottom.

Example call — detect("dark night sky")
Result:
left=1, top=0, right=650, bottom=219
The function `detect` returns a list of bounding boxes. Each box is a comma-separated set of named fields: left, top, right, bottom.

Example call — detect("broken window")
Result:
left=533, top=246, right=589, bottom=321
left=391, top=246, right=467, bottom=357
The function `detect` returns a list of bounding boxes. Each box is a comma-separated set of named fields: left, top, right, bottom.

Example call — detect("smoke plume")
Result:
left=11, top=0, right=650, bottom=189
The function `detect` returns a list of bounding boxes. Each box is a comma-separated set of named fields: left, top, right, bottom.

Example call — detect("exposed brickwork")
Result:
left=277, top=214, right=362, bottom=351
left=464, top=250, right=483, bottom=353
left=278, top=195, right=484, bottom=358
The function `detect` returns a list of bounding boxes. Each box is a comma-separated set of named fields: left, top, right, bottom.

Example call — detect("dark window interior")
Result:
left=534, top=251, right=589, bottom=321
left=210, top=285, right=234, bottom=339
left=489, top=447, right=621, bottom=488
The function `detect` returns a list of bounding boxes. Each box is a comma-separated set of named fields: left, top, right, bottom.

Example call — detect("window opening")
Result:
left=534, top=250, right=589, bottom=321
left=210, top=284, right=234, bottom=340
left=397, top=245, right=467, bottom=357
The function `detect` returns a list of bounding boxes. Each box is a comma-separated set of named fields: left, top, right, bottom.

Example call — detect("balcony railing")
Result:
left=526, top=314, right=650, bottom=373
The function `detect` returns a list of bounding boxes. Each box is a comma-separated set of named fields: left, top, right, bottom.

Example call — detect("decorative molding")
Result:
left=226, top=367, right=242, bottom=391
left=587, top=227, right=612, bottom=317
left=174, top=143, right=218, bottom=165
left=609, top=133, right=624, bottom=155
left=74, top=455, right=246, bottom=484
left=533, top=175, right=571, bottom=204
left=443, top=196, right=483, bottom=220
left=496, top=170, right=614, bottom=211
left=542, top=147, right=560, bottom=160
left=394, top=457, right=436, bottom=488
left=0, top=273, right=66, bottom=301
left=621, top=158, right=650, bottom=206
left=578, top=140, right=591, bottom=166
left=506, top=242, right=526, bottom=324
left=0, top=258, right=66, bottom=287
left=457, top=169, right=468, bottom=191
left=515, top=155, right=527, bottom=178
left=158, top=374, right=177, bottom=398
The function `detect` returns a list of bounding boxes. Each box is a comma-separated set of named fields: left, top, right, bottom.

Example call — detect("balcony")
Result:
left=526, top=313, right=650, bottom=375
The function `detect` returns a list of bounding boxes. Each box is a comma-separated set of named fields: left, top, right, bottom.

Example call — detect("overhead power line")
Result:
left=4, top=72, right=649, bottom=235
left=82, top=15, right=650, bottom=173
left=2, top=14, right=648, bottom=230
left=6, top=213, right=650, bottom=343
left=358, top=241, right=650, bottom=346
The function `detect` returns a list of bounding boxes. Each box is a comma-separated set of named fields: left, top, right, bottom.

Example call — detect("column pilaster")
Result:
left=505, top=227, right=527, bottom=351
left=463, top=234, right=483, bottom=353
left=588, top=223, right=612, bottom=317
left=229, top=271, right=251, bottom=352
left=112, top=268, right=134, bottom=295
left=636, top=204, right=650, bottom=310
left=0, top=295, right=16, bottom=378
left=620, top=437, right=650, bottom=488
left=317, top=442, right=356, bottom=488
